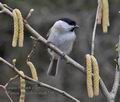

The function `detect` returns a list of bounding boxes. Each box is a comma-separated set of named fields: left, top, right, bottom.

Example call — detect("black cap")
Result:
left=59, top=18, right=76, bottom=26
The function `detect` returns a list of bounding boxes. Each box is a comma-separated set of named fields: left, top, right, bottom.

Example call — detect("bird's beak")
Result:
left=74, top=25, right=79, bottom=29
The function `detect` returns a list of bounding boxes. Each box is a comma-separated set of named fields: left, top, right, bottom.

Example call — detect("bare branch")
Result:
left=99, top=78, right=110, bottom=98
left=91, top=1, right=100, bottom=55
left=27, top=36, right=38, bottom=61
left=0, top=57, right=80, bottom=102
left=26, top=9, right=34, bottom=20
left=0, top=75, right=18, bottom=102
left=110, top=66, right=120, bottom=98
left=3, top=4, right=12, bottom=11
left=5, top=75, right=18, bottom=87
left=107, top=36, right=120, bottom=102
left=4, top=89, right=13, bottom=102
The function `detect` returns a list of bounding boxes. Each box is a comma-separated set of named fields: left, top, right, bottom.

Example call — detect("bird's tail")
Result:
left=47, top=58, right=58, bottom=76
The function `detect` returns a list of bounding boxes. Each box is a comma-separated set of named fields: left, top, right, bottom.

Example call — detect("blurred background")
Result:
left=0, top=0, right=120, bottom=102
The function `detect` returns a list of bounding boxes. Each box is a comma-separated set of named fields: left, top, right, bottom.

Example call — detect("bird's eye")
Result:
left=70, top=27, right=75, bottom=32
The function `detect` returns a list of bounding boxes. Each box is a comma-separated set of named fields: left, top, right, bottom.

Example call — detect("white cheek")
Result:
left=60, top=22, right=72, bottom=30
left=53, top=20, right=73, bottom=32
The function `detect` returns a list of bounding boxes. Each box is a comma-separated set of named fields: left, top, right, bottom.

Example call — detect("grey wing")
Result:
left=47, top=28, right=56, bottom=43
left=47, top=29, right=57, bottom=56
left=47, top=30, right=59, bottom=45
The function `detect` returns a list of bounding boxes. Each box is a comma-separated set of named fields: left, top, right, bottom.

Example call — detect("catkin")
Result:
left=91, top=55, right=100, bottom=96
left=97, top=0, right=102, bottom=24
left=15, top=9, right=24, bottom=47
left=27, top=61, right=38, bottom=81
left=12, top=9, right=19, bottom=47
left=19, top=71, right=26, bottom=102
left=12, top=59, right=16, bottom=65
left=102, top=0, right=109, bottom=33
left=12, top=9, right=24, bottom=47
left=86, top=54, right=93, bottom=98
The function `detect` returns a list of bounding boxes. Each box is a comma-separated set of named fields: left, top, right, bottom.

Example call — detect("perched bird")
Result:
left=47, top=18, right=79, bottom=76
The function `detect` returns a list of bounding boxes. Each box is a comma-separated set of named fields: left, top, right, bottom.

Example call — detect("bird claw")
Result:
left=61, top=52, right=65, bottom=59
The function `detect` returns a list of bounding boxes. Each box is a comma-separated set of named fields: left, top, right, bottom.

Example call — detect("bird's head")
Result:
left=52, top=18, right=79, bottom=33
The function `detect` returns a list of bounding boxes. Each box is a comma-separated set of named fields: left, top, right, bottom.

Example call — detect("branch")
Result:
left=0, top=75, right=18, bottom=102
left=91, top=0, right=100, bottom=55
left=99, top=78, right=110, bottom=98
left=26, top=9, right=34, bottom=20
left=110, top=66, right=120, bottom=100
left=27, top=36, right=38, bottom=61
left=5, top=75, right=18, bottom=88
left=0, top=57, right=80, bottom=102
left=0, top=2, right=111, bottom=100
left=107, top=36, right=120, bottom=102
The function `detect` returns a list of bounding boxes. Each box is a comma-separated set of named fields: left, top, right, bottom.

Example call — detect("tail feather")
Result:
left=47, top=58, right=58, bottom=76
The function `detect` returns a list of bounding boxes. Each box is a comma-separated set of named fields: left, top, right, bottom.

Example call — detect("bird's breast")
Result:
left=56, top=32, right=76, bottom=54
left=47, top=31, right=76, bottom=55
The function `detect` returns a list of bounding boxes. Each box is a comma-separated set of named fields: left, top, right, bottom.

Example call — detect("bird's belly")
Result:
left=56, top=33, right=76, bottom=54
left=48, top=32, right=76, bottom=55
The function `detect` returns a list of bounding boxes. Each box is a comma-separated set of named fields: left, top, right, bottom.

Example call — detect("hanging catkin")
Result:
left=86, top=54, right=93, bottom=98
left=15, top=9, right=24, bottom=47
left=19, top=71, right=26, bottom=102
left=27, top=61, right=38, bottom=81
left=12, top=9, right=19, bottom=47
left=12, top=9, right=24, bottom=47
left=102, top=0, right=109, bottom=33
left=91, top=55, right=100, bottom=96
left=97, top=0, right=109, bottom=33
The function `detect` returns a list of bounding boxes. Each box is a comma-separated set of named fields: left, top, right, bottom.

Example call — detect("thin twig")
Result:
left=0, top=75, right=18, bottom=102
left=110, top=66, right=120, bottom=99
left=5, top=75, right=18, bottom=87
left=3, top=4, right=12, bottom=11
left=99, top=78, right=110, bottom=98
left=26, top=9, right=34, bottom=20
left=91, top=1, right=100, bottom=55
left=4, top=89, right=14, bottom=102
left=0, top=85, right=13, bottom=102
left=108, top=36, right=120, bottom=100
left=27, top=36, right=38, bottom=61
left=107, top=36, right=120, bottom=102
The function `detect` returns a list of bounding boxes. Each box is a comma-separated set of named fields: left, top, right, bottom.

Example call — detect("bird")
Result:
left=47, top=18, right=79, bottom=76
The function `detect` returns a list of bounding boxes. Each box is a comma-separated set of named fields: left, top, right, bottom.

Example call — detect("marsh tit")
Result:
left=47, top=18, right=79, bottom=76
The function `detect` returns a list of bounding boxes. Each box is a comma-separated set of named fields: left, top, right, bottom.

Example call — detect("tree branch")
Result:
left=106, top=36, right=120, bottom=102
left=91, top=0, right=100, bottom=55
left=26, top=8, right=34, bottom=20
left=0, top=57, right=80, bottom=102
left=27, top=36, right=38, bottom=61
left=0, top=75, right=18, bottom=102
left=110, top=66, right=120, bottom=101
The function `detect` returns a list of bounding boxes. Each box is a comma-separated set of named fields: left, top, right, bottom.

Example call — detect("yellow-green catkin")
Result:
left=86, top=54, right=93, bottom=98
left=27, top=61, right=38, bottom=81
left=91, top=55, right=100, bottom=96
left=12, top=9, right=19, bottom=47
left=102, top=0, right=109, bottom=33
left=15, top=9, right=24, bottom=47
left=12, top=58, right=16, bottom=64
left=19, top=71, right=26, bottom=102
